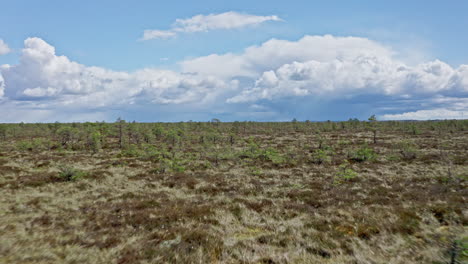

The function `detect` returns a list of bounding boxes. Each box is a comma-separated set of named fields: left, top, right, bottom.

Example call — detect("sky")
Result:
left=0, top=0, right=467, bottom=122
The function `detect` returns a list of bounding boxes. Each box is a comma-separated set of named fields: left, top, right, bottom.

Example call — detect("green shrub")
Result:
left=142, top=129, right=155, bottom=144
left=120, top=144, right=144, bottom=157
left=156, top=158, right=186, bottom=173
left=238, top=139, right=285, bottom=165
left=17, top=140, right=34, bottom=151
left=456, top=237, right=468, bottom=262
left=348, top=145, right=377, bottom=162
left=260, top=147, right=286, bottom=164
left=240, top=137, right=260, bottom=157
left=171, top=160, right=186, bottom=173
left=408, top=125, right=420, bottom=135
left=311, top=148, right=332, bottom=165
left=57, top=126, right=78, bottom=147
left=90, top=131, right=102, bottom=153
left=152, top=125, right=166, bottom=139
left=145, top=148, right=164, bottom=162
left=16, top=139, right=50, bottom=152
left=58, top=166, right=87, bottom=181
left=334, top=160, right=358, bottom=184
left=166, top=129, right=181, bottom=146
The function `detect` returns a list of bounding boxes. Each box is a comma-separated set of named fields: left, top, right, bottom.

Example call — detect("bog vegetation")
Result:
left=0, top=119, right=467, bottom=263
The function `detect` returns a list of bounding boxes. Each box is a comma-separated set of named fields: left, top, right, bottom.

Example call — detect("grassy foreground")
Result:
left=0, top=120, right=467, bottom=263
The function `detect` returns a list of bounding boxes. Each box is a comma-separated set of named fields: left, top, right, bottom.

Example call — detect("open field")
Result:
left=0, top=120, right=467, bottom=263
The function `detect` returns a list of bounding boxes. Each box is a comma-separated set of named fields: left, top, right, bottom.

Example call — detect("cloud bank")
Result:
left=0, top=35, right=467, bottom=122
left=381, top=108, right=467, bottom=120
left=2, top=38, right=235, bottom=106
left=141, top=11, right=281, bottom=40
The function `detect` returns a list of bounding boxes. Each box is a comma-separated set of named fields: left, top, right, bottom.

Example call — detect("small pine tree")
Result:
left=368, top=115, right=378, bottom=144
left=91, top=131, right=102, bottom=153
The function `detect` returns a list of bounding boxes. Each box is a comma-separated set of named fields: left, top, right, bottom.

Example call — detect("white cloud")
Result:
left=141, top=30, right=176, bottom=40
left=380, top=108, right=467, bottom=120
left=173, top=11, right=281, bottom=33
left=181, top=35, right=395, bottom=79
left=227, top=58, right=468, bottom=103
left=182, top=34, right=468, bottom=119
left=1, top=38, right=235, bottom=108
left=141, top=11, right=281, bottom=40
left=0, top=39, right=10, bottom=55
left=176, top=35, right=465, bottom=103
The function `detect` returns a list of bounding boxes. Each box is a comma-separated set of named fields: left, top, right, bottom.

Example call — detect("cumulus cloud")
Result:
left=181, top=35, right=395, bottom=79
left=181, top=34, right=467, bottom=119
left=227, top=58, right=468, bottom=103
left=1, top=38, right=235, bottom=108
left=141, top=11, right=281, bottom=40
left=0, top=39, right=10, bottom=55
left=380, top=108, right=467, bottom=120
left=177, top=35, right=466, bottom=105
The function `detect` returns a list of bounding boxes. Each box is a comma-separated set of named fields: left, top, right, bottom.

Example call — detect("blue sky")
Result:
left=0, top=0, right=467, bottom=122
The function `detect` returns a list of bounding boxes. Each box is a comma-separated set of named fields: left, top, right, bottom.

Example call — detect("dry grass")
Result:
left=0, top=125, right=467, bottom=263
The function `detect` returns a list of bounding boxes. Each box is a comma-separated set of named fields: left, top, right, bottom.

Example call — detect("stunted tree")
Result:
left=368, top=114, right=378, bottom=144
left=128, top=121, right=142, bottom=145
left=141, top=126, right=155, bottom=144
left=152, top=124, right=165, bottom=140
left=166, top=129, right=180, bottom=147
left=90, top=131, right=102, bottom=153
left=57, top=126, right=78, bottom=148
left=116, top=117, right=126, bottom=149
left=211, top=118, right=221, bottom=129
